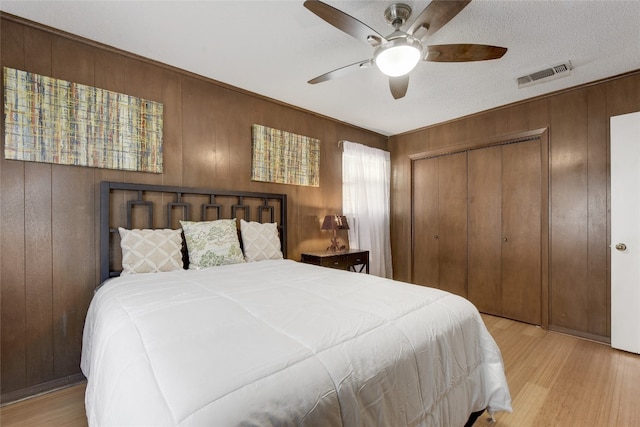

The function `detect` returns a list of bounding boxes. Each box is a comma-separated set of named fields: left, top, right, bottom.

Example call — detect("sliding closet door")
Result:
left=502, top=140, right=542, bottom=324
left=437, top=153, right=468, bottom=296
left=468, top=146, right=502, bottom=315
left=467, top=139, right=542, bottom=324
left=415, top=137, right=543, bottom=324
left=413, top=157, right=440, bottom=287
left=413, top=152, right=467, bottom=297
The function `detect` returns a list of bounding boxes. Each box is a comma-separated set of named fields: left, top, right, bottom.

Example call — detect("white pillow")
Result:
left=118, top=228, right=183, bottom=275
left=180, top=219, right=245, bottom=268
left=240, top=219, right=284, bottom=262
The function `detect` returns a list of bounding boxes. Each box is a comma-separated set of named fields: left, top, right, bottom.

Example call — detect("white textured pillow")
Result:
left=180, top=219, right=245, bottom=268
left=240, top=219, right=284, bottom=262
left=118, top=228, right=183, bottom=275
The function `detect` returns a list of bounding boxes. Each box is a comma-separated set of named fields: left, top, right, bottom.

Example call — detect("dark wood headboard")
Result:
left=100, top=181, right=287, bottom=283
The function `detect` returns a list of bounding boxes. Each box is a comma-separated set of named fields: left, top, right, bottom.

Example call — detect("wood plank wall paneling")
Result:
left=586, top=85, right=609, bottom=337
left=182, top=76, right=222, bottom=186
left=391, top=131, right=430, bottom=282
left=1, top=16, right=28, bottom=396
left=390, top=71, right=640, bottom=342
left=549, top=89, right=590, bottom=331
left=24, top=163, right=54, bottom=386
left=0, top=15, right=387, bottom=401
left=49, top=31, right=98, bottom=382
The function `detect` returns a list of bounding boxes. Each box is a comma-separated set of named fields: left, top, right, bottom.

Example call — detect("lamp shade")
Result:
left=374, top=38, right=422, bottom=77
left=322, top=215, right=349, bottom=230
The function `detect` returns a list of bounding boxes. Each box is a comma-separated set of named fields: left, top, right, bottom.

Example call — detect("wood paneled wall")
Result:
left=390, top=70, right=640, bottom=343
left=0, top=15, right=387, bottom=401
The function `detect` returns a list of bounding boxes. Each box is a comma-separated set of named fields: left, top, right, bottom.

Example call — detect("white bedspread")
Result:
left=81, top=259, right=511, bottom=426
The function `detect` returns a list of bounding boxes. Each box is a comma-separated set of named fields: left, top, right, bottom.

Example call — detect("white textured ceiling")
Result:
left=2, top=0, right=639, bottom=136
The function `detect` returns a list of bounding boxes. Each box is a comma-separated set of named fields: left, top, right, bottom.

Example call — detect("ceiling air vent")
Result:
left=517, top=61, right=573, bottom=88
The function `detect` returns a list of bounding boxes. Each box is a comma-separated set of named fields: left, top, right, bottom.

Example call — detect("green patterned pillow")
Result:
left=180, top=219, right=245, bottom=268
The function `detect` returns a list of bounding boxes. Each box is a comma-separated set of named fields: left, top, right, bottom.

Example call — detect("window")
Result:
left=342, top=141, right=393, bottom=278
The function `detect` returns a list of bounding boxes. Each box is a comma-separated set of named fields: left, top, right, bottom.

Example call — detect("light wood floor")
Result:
left=1, top=314, right=639, bottom=426
left=473, top=315, right=640, bottom=427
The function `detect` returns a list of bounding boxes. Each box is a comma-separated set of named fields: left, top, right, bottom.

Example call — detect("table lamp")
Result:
left=322, top=215, right=349, bottom=252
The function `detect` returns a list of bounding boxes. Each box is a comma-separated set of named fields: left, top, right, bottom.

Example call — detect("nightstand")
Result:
left=300, top=249, right=369, bottom=274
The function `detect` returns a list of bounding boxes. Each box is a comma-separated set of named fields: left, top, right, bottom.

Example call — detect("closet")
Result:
left=412, top=137, right=543, bottom=325
left=413, top=152, right=467, bottom=297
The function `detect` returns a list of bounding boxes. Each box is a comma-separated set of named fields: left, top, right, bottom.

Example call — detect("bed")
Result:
left=81, top=181, right=512, bottom=426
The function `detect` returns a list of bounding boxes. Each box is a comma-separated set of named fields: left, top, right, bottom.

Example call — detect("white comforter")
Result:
left=81, top=260, right=511, bottom=426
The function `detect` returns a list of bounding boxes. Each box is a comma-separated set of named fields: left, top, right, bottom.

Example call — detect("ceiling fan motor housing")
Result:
left=385, top=3, right=413, bottom=28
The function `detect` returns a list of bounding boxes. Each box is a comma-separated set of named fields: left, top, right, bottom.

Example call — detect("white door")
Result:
left=611, top=111, right=640, bottom=354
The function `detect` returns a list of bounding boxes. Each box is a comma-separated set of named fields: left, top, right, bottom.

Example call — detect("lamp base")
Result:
left=326, top=235, right=346, bottom=253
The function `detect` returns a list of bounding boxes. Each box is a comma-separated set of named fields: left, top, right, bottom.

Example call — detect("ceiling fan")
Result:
left=304, top=0, right=507, bottom=99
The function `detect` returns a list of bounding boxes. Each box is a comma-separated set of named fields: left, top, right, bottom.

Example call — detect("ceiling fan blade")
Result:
left=389, top=76, right=409, bottom=100
left=304, top=0, right=385, bottom=46
left=308, top=60, right=372, bottom=84
left=408, top=0, right=471, bottom=38
left=425, top=44, right=507, bottom=62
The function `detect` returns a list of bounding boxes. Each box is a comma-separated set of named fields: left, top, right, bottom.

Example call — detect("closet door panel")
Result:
left=468, top=146, right=502, bottom=314
left=438, top=152, right=468, bottom=297
left=412, top=158, right=439, bottom=287
left=502, top=140, right=542, bottom=324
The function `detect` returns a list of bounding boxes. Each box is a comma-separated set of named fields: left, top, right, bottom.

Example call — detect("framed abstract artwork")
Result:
left=251, top=124, right=320, bottom=187
left=3, top=67, right=164, bottom=173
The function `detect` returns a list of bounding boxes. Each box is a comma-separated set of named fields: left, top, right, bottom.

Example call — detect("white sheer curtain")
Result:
left=342, top=141, right=393, bottom=278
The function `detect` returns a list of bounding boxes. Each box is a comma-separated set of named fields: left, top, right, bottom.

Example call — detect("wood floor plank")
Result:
left=615, top=351, right=640, bottom=426
left=0, top=383, right=87, bottom=426
left=505, top=382, right=549, bottom=427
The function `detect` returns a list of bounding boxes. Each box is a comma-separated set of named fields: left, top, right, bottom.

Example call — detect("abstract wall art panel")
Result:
left=3, top=67, right=164, bottom=173
left=251, top=124, right=320, bottom=187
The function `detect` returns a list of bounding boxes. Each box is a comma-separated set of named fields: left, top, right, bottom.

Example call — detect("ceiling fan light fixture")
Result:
left=374, top=38, right=422, bottom=77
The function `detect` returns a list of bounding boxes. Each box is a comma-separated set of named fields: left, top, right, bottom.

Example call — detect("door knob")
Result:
left=615, top=243, right=627, bottom=251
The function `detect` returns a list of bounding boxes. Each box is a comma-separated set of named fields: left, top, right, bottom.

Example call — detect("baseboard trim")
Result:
left=0, top=373, right=86, bottom=406
left=549, top=325, right=611, bottom=345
